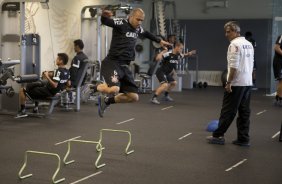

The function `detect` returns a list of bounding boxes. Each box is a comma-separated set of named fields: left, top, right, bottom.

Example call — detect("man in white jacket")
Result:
left=207, top=21, right=254, bottom=146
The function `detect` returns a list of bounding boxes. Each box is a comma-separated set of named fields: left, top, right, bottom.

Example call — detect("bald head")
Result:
left=129, top=8, right=145, bottom=29
left=130, top=8, right=145, bottom=17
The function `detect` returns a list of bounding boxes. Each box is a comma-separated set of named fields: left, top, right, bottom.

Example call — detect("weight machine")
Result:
left=0, top=0, right=47, bottom=112
left=0, top=59, right=38, bottom=97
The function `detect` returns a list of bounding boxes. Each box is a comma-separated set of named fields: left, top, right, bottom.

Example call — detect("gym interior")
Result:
left=0, top=0, right=281, bottom=184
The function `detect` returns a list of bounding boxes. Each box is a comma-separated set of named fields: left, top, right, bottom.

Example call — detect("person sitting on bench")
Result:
left=67, top=39, right=89, bottom=103
left=69, top=39, right=88, bottom=88
left=17, top=53, right=70, bottom=118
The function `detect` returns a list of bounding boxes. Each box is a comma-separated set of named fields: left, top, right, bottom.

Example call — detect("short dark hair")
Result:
left=245, top=31, right=252, bottom=37
left=175, top=42, right=183, bottom=47
left=167, top=34, right=176, bottom=39
left=74, top=39, right=84, bottom=50
left=57, top=53, right=69, bottom=65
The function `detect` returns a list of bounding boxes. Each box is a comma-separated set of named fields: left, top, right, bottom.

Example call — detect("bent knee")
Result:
left=161, top=82, right=169, bottom=89
left=109, top=86, right=120, bottom=94
left=171, top=81, right=177, bottom=86
left=129, top=93, right=139, bottom=102
left=98, top=83, right=120, bottom=94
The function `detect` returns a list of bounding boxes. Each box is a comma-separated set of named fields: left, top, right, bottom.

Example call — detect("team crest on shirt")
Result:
left=111, top=70, right=119, bottom=83
left=170, top=59, right=178, bottom=64
left=229, top=45, right=239, bottom=52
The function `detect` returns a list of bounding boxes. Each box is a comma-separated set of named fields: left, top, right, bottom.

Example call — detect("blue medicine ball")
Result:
left=206, top=120, right=219, bottom=132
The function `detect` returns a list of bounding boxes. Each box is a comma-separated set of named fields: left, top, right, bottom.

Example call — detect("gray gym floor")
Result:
left=0, top=87, right=281, bottom=184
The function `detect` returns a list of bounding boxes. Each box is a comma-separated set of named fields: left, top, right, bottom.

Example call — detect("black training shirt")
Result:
left=274, top=35, right=282, bottom=59
left=69, top=51, right=88, bottom=83
left=101, top=16, right=161, bottom=65
left=47, top=67, right=70, bottom=94
left=160, top=51, right=183, bottom=74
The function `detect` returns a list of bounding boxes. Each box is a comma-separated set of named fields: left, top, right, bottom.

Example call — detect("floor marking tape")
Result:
left=225, top=159, right=247, bottom=172
left=54, top=136, right=81, bottom=146
left=69, top=171, right=103, bottom=184
left=116, top=118, right=135, bottom=125
left=271, top=131, right=280, bottom=139
left=178, top=133, right=192, bottom=140
left=256, top=110, right=267, bottom=115
left=161, top=106, right=174, bottom=110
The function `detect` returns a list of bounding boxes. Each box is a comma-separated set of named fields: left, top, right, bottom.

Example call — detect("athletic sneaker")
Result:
left=15, top=110, right=28, bottom=118
left=32, top=108, right=39, bottom=114
left=274, top=95, right=282, bottom=106
left=206, top=136, right=225, bottom=145
left=98, top=95, right=109, bottom=117
left=162, top=95, right=174, bottom=102
left=151, top=97, right=160, bottom=105
left=232, top=140, right=250, bottom=147
left=81, top=85, right=92, bottom=103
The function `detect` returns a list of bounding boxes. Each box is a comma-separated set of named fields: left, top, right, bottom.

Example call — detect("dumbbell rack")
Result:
left=192, top=54, right=208, bottom=89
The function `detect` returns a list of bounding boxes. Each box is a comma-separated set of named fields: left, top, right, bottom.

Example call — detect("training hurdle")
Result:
left=97, top=129, right=134, bottom=155
left=18, top=150, right=65, bottom=184
left=63, top=139, right=105, bottom=169
left=18, top=129, right=134, bottom=183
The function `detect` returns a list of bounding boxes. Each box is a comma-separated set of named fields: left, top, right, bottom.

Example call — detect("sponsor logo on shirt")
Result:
left=126, top=32, right=138, bottom=39
left=169, top=59, right=178, bottom=64
left=111, top=70, right=119, bottom=83
left=114, top=19, right=123, bottom=25
left=60, top=79, right=68, bottom=83
left=242, top=45, right=252, bottom=49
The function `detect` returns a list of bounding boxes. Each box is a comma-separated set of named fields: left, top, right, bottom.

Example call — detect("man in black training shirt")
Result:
left=151, top=42, right=196, bottom=104
left=17, top=53, right=70, bottom=118
left=245, top=31, right=257, bottom=90
left=69, top=39, right=88, bottom=87
left=96, top=8, right=171, bottom=117
left=273, top=34, right=282, bottom=104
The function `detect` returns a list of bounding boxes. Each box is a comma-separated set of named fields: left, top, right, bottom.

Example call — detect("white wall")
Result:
left=162, top=0, right=273, bottom=19
left=30, top=0, right=120, bottom=71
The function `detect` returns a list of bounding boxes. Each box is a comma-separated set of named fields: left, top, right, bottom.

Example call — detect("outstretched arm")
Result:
left=142, top=31, right=172, bottom=48
left=183, top=50, right=197, bottom=57
left=274, top=44, right=282, bottom=56
left=159, top=39, right=171, bottom=48
left=101, top=10, right=116, bottom=28
left=155, top=48, right=168, bottom=62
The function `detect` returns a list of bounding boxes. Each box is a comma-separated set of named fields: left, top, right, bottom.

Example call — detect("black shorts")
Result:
left=100, top=58, right=138, bottom=93
left=155, top=68, right=175, bottom=84
left=25, top=81, right=53, bottom=99
left=273, top=56, right=282, bottom=80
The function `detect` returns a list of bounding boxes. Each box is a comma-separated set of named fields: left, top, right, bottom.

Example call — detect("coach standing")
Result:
left=207, top=21, right=254, bottom=147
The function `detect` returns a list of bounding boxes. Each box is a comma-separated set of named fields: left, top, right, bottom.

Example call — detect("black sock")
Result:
left=20, top=105, right=25, bottom=111
left=35, top=101, right=39, bottom=107
left=91, top=85, right=98, bottom=93
left=152, top=94, right=157, bottom=99
left=276, top=95, right=282, bottom=101
left=105, top=96, right=115, bottom=105
left=164, top=91, right=169, bottom=96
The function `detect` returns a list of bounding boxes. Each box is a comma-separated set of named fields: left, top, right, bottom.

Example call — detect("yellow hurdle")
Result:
left=97, top=129, right=134, bottom=155
left=18, top=150, right=65, bottom=184
left=63, top=139, right=105, bottom=169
